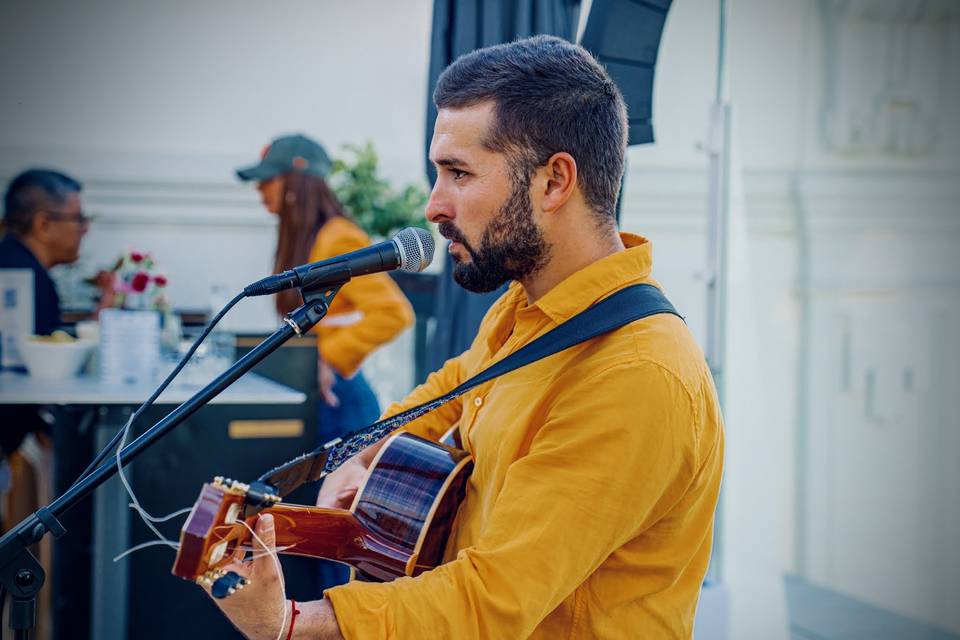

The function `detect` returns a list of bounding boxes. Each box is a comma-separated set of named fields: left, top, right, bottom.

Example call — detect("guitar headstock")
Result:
left=171, top=477, right=281, bottom=585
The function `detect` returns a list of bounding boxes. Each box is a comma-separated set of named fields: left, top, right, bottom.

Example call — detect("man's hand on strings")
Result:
left=202, top=514, right=288, bottom=640
left=201, top=513, right=346, bottom=639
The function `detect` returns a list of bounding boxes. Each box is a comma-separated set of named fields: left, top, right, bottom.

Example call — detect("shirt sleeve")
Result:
left=325, top=360, right=702, bottom=640
left=318, top=233, right=415, bottom=377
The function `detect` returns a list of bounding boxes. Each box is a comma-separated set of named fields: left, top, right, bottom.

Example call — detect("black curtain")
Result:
left=425, top=0, right=581, bottom=372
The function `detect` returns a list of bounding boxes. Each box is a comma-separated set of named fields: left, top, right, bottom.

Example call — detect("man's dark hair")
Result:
left=3, top=168, right=83, bottom=236
left=434, top=35, right=628, bottom=225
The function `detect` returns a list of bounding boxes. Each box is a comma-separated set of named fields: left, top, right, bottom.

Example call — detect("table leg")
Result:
left=90, top=405, right=131, bottom=640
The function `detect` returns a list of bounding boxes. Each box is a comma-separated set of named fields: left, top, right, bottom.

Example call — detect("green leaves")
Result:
left=329, top=142, right=429, bottom=238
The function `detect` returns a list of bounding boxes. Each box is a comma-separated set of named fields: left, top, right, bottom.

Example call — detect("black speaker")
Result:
left=579, top=0, right=673, bottom=145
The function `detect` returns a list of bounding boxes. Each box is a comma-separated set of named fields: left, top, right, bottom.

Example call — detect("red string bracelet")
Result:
left=285, top=599, right=301, bottom=640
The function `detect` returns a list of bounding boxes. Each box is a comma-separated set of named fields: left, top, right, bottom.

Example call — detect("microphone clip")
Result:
left=284, top=284, right=343, bottom=336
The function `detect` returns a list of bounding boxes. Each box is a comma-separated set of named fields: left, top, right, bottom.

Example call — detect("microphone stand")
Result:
left=0, top=284, right=341, bottom=639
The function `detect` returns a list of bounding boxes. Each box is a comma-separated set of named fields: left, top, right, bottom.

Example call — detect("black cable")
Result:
left=66, top=291, right=245, bottom=492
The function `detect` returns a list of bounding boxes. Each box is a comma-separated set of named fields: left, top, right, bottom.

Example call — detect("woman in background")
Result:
left=236, top=134, right=414, bottom=587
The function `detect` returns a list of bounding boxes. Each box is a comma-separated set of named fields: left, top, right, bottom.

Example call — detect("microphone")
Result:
left=243, top=226, right=435, bottom=297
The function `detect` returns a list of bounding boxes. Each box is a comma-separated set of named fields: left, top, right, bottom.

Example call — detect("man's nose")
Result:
left=424, top=184, right=452, bottom=224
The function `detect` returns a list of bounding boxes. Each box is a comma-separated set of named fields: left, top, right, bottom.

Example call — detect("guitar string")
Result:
left=239, top=518, right=289, bottom=640
left=113, top=539, right=179, bottom=562
left=241, top=544, right=297, bottom=558
left=113, top=538, right=297, bottom=564
left=136, top=506, right=193, bottom=523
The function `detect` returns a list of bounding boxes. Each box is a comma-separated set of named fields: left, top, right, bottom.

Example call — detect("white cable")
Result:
left=239, top=518, right=289, bottom=640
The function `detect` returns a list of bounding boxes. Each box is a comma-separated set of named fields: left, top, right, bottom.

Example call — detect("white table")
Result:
left=0, top=370, right=305, bottom=405
left=0, top=370, right=305, bottom=640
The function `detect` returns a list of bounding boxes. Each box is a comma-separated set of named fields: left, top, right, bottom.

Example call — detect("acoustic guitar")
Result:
left=171, top=431, right=471, bottom=591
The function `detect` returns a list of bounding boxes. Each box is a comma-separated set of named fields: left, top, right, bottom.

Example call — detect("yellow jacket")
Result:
left=327, top=233, right=724, bottom=639
left=309, top=217, right=414, bottom=377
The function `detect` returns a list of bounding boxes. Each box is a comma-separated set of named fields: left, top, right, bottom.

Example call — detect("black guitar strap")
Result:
left=257, top=283, right=682, bottom=498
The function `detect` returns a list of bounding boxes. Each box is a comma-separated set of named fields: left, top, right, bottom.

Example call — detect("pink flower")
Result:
left=131, top=251, right=144, bottom=263
left=154, top=275, right=168, bottom=287
left=131, top=272, right=150, bottom=293
left=114, top=277, right=133, bottom=294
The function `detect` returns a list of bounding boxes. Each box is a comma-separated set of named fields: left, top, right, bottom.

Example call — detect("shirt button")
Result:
left=474, top=397, right=483, bottom=408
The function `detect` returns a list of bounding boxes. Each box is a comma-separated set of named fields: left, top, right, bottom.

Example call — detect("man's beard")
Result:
left=439, top=173, right=551, bottom=294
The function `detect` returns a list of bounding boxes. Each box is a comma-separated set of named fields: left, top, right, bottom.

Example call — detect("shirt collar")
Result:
left=1, top=233, right=44, bottom=270
left=529, top=232, right=654, bottom=324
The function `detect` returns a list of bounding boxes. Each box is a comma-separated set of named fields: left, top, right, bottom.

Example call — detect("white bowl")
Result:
left=18, top=336, right=96, bottom=379
left=75, top=320, right=100, bottom=342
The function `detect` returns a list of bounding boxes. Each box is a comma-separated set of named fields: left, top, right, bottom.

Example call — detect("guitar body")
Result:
left=349, top=429, right=471, bottom=580
left=173, top=432, right=472, bottom=585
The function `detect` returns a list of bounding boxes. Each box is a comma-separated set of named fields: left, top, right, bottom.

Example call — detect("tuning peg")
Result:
left=211, top=571, right=249, bottom=599
left=228, top=579, right=250, bottom=596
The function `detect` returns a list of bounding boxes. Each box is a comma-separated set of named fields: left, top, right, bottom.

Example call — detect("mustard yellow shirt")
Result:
left=326, top=233, right=724, bottom=639
left=308, top=217, right=414, bottom=377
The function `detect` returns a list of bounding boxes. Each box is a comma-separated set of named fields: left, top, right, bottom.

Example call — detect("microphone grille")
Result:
left=393, top=227, right=435, bottom=273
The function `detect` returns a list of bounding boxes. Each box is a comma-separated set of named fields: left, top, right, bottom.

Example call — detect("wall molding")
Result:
left=622, top=164, right=960, bottom=235
left=3, top=146, right=958, bottom=236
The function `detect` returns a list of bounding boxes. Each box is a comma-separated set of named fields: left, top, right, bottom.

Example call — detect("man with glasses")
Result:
left=0, top=169, right=88, bottom=463
left=0, top=168, right=89, bottom=336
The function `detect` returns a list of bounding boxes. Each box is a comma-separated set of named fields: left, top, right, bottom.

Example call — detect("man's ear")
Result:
left=30, top=212, right=51, bottom=240
left=539, top=152, right=578, bottom=214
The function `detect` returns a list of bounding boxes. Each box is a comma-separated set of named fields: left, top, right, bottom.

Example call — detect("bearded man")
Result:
left=207, top=35, right=724, bottom=640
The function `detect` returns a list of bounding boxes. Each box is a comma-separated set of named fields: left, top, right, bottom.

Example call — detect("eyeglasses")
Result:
left=42, top=209, right=95, bottom=225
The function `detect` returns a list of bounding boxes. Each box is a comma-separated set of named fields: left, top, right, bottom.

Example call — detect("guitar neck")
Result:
left=256, top=503, right=413, bottom=578
left=259, top=503, right=366, bottom=561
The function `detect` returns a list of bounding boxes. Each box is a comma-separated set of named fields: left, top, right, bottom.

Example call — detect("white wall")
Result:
left=627, top=0, right=960, bottom=635
left=0, top=0, right=433, bottom=183
left=0, top=0, right=434, bottom=331
left=2, top=0, right=959, bottom=634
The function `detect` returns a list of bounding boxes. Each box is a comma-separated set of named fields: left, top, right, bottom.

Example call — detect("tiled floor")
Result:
left=785, top=575, right=959, bottom=640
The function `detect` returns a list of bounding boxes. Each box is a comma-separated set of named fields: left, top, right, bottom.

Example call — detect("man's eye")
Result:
left=451, top=169, right=468, bottom=180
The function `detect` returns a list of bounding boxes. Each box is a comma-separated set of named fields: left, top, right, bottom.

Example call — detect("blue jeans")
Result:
left=316, top=370, right=380, bottom=591
left=317, top=370, right=381, bottom=445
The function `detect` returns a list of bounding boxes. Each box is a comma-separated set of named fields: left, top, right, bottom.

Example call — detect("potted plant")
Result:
left=328, top=142, right=430, bottom=239
left=329, top=143, right=439, bottom=383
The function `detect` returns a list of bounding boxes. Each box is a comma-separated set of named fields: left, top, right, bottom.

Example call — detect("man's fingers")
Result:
left=336, top=487, right=358, bottom=505
left=253, top=513, right=277, bottom=554
left=250, top=514, right=286, bottom=597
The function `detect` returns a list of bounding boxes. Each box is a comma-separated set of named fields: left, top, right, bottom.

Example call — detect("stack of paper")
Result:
left=99, top=309, right=160, bottom=385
